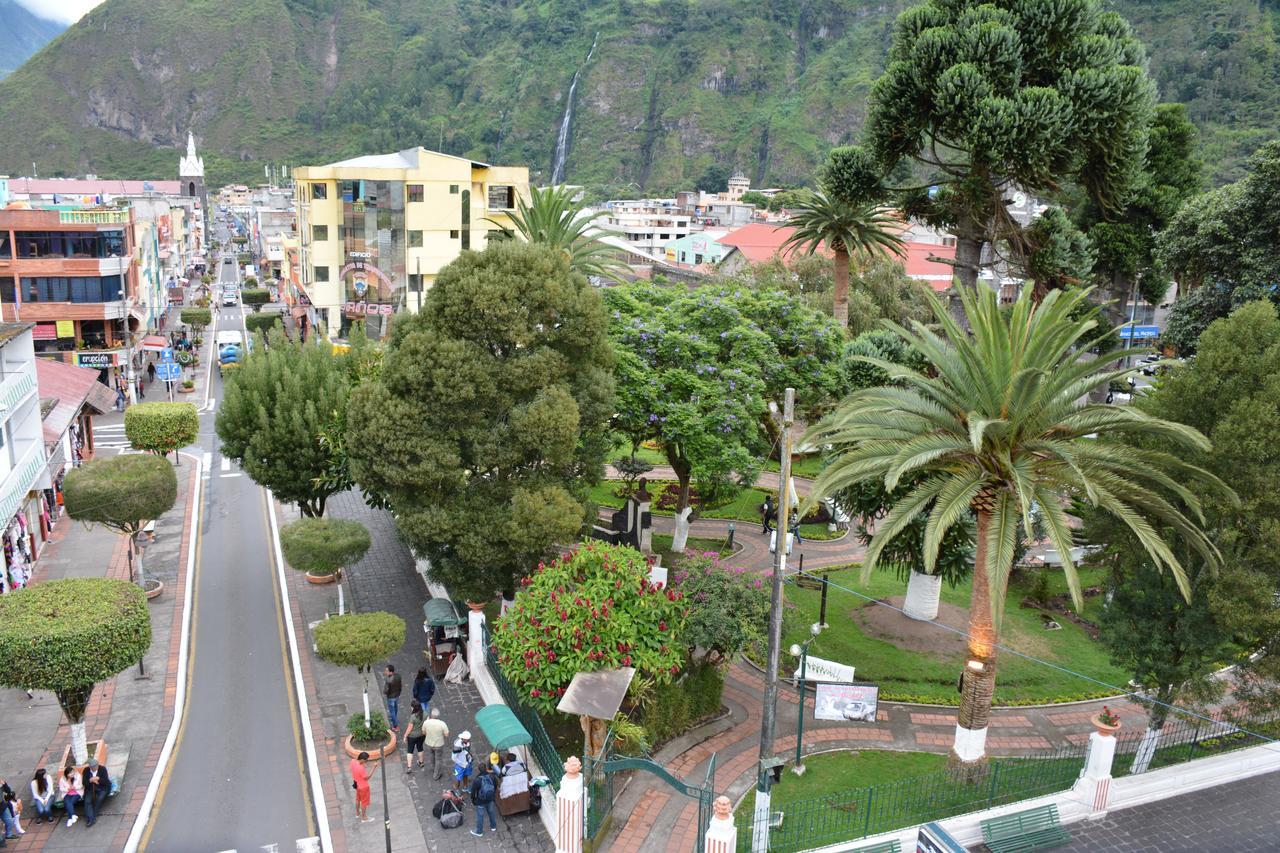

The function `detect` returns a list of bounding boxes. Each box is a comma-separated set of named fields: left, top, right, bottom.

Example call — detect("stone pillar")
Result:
left=556, top=756, right=585, bottom=853
left=637, top=479, right=653, bottom=555
left=1078, top=730, right=1118, bottom=817
left=705, top=795, right=737, bottom=853
left=467, top=607, right=486, bottom=667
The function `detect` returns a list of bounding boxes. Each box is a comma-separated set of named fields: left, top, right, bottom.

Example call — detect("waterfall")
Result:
left=550, top=32, right=599, bottom=185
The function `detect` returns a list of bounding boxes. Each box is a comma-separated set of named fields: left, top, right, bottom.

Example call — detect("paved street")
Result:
left=142, top=233, right=318, bottom=850
left=1062, top=770, right=1280, bottom=852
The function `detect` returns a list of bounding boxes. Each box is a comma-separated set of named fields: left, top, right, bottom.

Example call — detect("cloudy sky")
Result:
left=17, top=0, right=104, bottom=25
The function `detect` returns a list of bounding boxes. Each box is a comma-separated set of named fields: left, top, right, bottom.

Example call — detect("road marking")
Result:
left=220, top=457, right=230, bottom=473
left=219, top=472, right=243, bottom=478
left=203, top=451, right=212, bottom=470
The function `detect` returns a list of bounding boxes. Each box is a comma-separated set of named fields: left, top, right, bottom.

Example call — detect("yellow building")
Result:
left=292, top=147, right=529, bottom=339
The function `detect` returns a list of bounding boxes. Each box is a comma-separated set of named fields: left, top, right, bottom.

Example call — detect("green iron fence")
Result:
left=482, top=624, right=565, bottom=789
left=737, top=746, right=1088, bottom=852
left=585, top=728, right=616, bottom=846
left=1112, top=706, right=1280, bottom=777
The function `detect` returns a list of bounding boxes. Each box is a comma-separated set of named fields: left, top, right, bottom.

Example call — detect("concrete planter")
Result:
left=306, top=570, right=340, bottom=585
left=144, top=579, right=164, bottom=600
left=343, top=731, right=397, bottom=760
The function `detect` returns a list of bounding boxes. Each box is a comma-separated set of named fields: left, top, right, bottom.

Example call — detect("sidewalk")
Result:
left=282, top=492, right=553, bottom=853
left=0, top=451, right=198, bottom=852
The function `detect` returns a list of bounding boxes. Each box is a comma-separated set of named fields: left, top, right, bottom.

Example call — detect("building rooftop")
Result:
left=9, top=178, right=182, bottom=196
left=36, top=358, right=118, bottom=446
left=719, top=223, right=825, bottom=263
left=322, top=147, right=491, bottom=171
left=0, top=323, right=34, bottom=348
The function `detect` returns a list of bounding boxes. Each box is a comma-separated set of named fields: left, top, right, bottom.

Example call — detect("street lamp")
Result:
left=789, top=621, right=824, bottom=776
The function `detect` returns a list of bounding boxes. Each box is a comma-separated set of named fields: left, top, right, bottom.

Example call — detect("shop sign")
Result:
left=55, top=320, right=75, bottom=339
left=75, top=352, right=117, bottom=369
left=342, top=302, right=394, bottom=316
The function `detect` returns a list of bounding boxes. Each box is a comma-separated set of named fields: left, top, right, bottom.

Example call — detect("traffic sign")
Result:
left=1119, top=325, right=1160, bottom=340
left=155, top=362, right=182, bottom=382
left=159, top=347, right=176, bottom=363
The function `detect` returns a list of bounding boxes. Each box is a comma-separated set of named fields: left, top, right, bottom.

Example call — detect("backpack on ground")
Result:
left=433, top=793, right=464, bottom=829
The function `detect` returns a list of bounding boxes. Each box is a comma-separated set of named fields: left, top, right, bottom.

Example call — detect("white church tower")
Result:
left=179, top=131, right=208, bottom=231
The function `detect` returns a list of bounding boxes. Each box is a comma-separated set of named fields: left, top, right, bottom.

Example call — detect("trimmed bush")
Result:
left=240, top=288, right=271, bottom=312
left=64, top=454, right=177, bottom=538
left=244, top=312, right=282, bottom=336
left=348, top=710, right=390, bottom=744
left=314, top=612, right=405, bottom=672
left=279, top=518, right=371, bottom=576
left=180, top=307, right=212, bottom=331
left=125, top=401, right=199, bottom=455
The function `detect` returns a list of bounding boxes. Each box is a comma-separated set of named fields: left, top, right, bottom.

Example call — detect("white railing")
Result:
left=0, top=370, right=36, bottom=414
left=0, top=442, right=46, bottom=526
left=59, top=209, right=129, bottom=225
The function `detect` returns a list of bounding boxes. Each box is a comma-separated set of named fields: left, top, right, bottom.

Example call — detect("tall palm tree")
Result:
left=780, top=190, right=906, bottom=329
left=805, top=285, right=1229, bottom=776
left=488, top=185, right=628, bottom=281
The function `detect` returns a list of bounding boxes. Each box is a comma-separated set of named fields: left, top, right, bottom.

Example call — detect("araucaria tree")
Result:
left=216, top=329, right=351, bottom=516
left=605, top=285, right=849, bottom=553
left=0, top=578, right=150, bottom=763
left=825, top=0, right=1156, bottom=292
left=807, top=286, right=1224, bottom=775
left=64, top=454, right=178, bottom=591
left=347, top=241, right=615, bottom=602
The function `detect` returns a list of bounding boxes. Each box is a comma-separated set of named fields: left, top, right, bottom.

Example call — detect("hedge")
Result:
left=180, top=307, right=212, bottom=330
left=64, top=453, right=178, bottom=536
left=125, top=402, right=199, bottom=454
left=279, top=518, right=371, bottom=576
left=241, top=288, right=271, bottom=311
left=244, top=312, right=282, bottom=336
left=314, top=612, right=405, bottom=672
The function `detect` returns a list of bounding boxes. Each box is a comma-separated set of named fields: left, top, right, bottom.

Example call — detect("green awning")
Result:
left=423, top=598, right=465, bottom=627
left=475, top=704, right=532, bottom=751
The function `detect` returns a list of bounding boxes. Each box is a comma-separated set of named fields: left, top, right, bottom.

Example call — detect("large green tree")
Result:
left=491, top=185, right=627, bottom=281
left=215, top=328, right=351, bottom=516
left=825, top=0, right=1157, bottom=293
left=606, top=284, right=849, bottom=552
left=807, top=286, right=1224, bottom=774
left=779, top=187, right=905, bottom=328
left=346, top=241, right=615, bottom=602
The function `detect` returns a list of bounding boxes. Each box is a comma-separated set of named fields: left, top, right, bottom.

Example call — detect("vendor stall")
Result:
left=422, top=598, right=466, bottom=677
left=474, top=704, right=534, bottom=816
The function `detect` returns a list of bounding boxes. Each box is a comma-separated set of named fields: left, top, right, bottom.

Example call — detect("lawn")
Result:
left=651, top=534, right=733, bottom=566
left=736, top=749, right=1087, bottom=852
left=589, top=479, right=773, bottom=522
left=771, top=565, right=1128, bottom=705
left=764, top=454, right=827, bottom=479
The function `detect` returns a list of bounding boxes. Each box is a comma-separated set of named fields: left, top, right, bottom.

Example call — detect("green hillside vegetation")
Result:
left=0, top=0, right=1275, bottom=187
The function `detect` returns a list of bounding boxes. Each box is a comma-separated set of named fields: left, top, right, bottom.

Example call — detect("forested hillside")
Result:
left=0, top=0, right=1274, bottom=188
left=0, top=0, right=64, bottom=78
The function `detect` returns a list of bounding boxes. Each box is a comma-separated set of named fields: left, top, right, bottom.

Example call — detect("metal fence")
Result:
left=482, top=625, right=565, bottom=789
left=737, top=746, right=1088, bottom=853
left=1112, top=706, right=1280, bottom=777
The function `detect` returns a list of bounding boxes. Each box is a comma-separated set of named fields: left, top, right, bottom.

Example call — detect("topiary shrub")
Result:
left=240, top=288, right=271, bottom=312
left=315, top=611, right=405, bottom=727
left=279, top=518, right=371, bottom=577
left=244, top=312, right=282, bottom=337
left=124, top=401, right=199, bottom=457
left=0, top=578, right=150, bottom=763
left=180, top=307, right=212, bottom=333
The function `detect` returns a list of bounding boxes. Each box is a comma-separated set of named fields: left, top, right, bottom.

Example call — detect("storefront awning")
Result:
left=139, top=335, right=169, bottom=352
left=423, top=598, right=465, bottom=628
left=475, top=705, right=532, bottom=751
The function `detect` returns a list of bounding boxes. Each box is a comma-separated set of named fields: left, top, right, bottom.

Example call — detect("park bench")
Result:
left=49, top=743, right=130, bottom=810
left=850, top=840, right=901, bottom=853
left=981, top=803, right=1071, bottom=852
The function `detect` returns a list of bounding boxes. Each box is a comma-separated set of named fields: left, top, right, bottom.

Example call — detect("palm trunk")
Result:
left=832, top=249, right=850, bottom=328
left=903, top=570, right=942, bottom=621
left=950, top=507, right=997, bottom=779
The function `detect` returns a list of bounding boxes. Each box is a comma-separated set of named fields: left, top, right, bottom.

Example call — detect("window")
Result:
left=942, top=236, right=957, bottom=247
left=660, top=233, right=670, bottom=241
left=20, top=275, right=122, bottom=303
left=408, top=230, right=423, bottom=248
left=450, top=230, right=460, bottom=239
left=311, top=183, right=328, bottom=201
left=0, top=277, right=14, bottom=304
left=14, top=231, right=125, bottom=259
left=450, top=185, right=459, bottom=194
left=314, top=265, right=330, bottom=283
left=694, top=254, right=704, bottom=265
left=487, top=185, right=515, bottom=210
left=313, top=225, right=328, bottom=242
left=407, top=184, right=424, bottom=203
left=0, top=233, right=10, bottom=259
left=461, top=190, right=471, bottom=250
left=408, top=274, right=423, bottom=292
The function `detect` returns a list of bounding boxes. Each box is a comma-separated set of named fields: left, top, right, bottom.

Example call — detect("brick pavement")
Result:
left=287, top=492, right=552, bottom=852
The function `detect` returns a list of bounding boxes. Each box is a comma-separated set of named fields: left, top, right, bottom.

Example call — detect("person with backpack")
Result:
left=451, top=731, right=474, bottom=790
left=412, top=668, right=436, bottom=715
left=469, top=763, right=499, bottom=837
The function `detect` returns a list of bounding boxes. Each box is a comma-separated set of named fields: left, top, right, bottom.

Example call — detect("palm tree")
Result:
left=488, top=185, right=627, bottom=281
left=780, top=190, right=906, bottom=329
left=806, top=285, right=1228, bottom=776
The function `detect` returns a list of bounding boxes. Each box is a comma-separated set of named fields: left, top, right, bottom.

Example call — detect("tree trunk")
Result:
left=133, top=533, right=148, bottom=590
left=363, top=672, right=372, bottom=728
left=903, top=570, right=942, bottom=621
left=953, top=234, right=983, bottom=291
left=1132, top=688, right=1172, bottom=775
left=950, top=507, right=998, bottom=779
left=669, top=456, right=694, bottom=555
left=671, top=507, right=693, bottom=555
left=56, top=685, right=93, bottom=765
left=832, top=248, right=851, bottom=328
left=70, top=721, right=89, bottom=766
left=580, top=714, right=609, bottom=759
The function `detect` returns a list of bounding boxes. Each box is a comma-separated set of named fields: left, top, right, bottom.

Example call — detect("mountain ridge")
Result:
left=0, top=0, right=65, bottom=79
left=0, top=0, right=1275, bottom=188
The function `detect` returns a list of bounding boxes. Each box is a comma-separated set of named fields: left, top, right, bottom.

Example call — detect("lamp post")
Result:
left=790, top=621, right=823, bottom=776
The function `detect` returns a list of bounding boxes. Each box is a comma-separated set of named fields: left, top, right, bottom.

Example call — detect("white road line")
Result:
left=202, top=451, right=212, bottom=470
left=219, top=472, right=243, bottom=478
left=220, top=457, right=230, bottom=473
left=297, top=839, right=320, bottom=853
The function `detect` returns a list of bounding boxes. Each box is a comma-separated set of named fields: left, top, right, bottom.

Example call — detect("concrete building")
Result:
left=597, top=199, right=692, bottom=256
left=292, top=147, right=529, bottom=339
left=0, top=324, right=53, bottom=591
left=725, top=172, right=750, bottom=202
left=664, top=230, right=730, bottom=269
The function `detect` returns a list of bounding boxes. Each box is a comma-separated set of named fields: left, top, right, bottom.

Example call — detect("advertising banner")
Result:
left=813, top=683, right=879, bottom=723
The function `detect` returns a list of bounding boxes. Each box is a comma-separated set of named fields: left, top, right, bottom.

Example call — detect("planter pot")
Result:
left=343, top=731, right=397, bottom=760
left=306, top=570, right=340, bottom=585
left=179, top=386, right=195, bottom=394
left=144, top=579, right=164, bottom=600
left=465, top=600, right=488, bottom=613
left=1092, top=715, right=1122, bottom=737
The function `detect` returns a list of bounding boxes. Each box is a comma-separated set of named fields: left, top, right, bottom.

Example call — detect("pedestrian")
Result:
left=0, top=792, right=19, bottom=840
left=412, top=667, right=436, bottom=715
left=28, top=770, right=52, bottom=824
left=82, top=756, right=110, bottom=827
left=137, top=376, right=145, bottom=400
left=789, top=515, right=802, bottom=544
left=760, top=496, right=774, bottom=534
left=115, top=386, right=126, bottom=412
left=404, top=700, right=426, bottom=773
left=469, top=762, right=499, bottom=837
left=422, top=708, right=450, bottom=780
left=350, top=751, right=372, bottom=823
left=147, top=362, right=156, bottom=383
left=383, top=664, right=403, bottom=732
left=58, top=767, right=82, bottom=828
left=451, top=731, right=474, bottom=790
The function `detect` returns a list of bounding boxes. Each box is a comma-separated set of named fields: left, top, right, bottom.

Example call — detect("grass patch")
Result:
left=589, top=479, right=773, bottom=523
left=764, top=454, right=827, bottom=479
left=771, top=566, right=1127, bottom=705
left=652, top=534, right=732, bottom=566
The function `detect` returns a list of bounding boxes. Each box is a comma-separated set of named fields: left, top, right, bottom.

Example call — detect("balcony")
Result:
left=0, top=440, right=46, bottom=526
left=58, top=209, right=130, bottom=225
left=0, top=370, right=36, bottom=414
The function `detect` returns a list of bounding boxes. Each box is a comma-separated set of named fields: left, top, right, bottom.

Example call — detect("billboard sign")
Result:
left=814, top=683, right=879, bottom=723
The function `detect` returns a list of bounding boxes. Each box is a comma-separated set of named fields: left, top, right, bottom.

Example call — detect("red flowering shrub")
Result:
left=491, top=542, right=688, bottom=714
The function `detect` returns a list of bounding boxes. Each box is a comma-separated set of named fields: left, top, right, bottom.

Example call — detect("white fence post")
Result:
left=556, top=756, right=585, bottom=853
left=705, top=795, right=738, bottom=853
left=1076, top=730, right=1118, bottom=817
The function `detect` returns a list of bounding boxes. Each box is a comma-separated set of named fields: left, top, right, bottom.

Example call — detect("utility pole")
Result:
left=753, top=387, right=794, bottom=852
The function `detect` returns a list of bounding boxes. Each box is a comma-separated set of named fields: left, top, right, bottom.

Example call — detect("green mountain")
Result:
left=0, top=0, right=64, bottom=78
left=0, top=0, right=1275, bottom=188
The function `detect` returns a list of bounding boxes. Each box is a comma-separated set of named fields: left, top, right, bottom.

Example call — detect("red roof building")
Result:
left=36, top=358, right=116, bottom=468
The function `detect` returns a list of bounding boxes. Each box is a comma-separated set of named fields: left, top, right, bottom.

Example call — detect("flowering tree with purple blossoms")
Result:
left=672, top=551, right=771, bottom=666
left=604, top=285, right=849, bottom=552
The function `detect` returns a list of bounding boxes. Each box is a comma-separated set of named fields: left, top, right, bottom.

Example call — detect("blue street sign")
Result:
left=159, top=347, right=176, bottom=363
left=155, top=363, right=182, bottom=382
left=1119, top=325, right=1160, bottom=340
